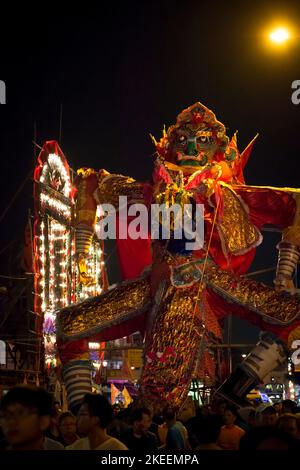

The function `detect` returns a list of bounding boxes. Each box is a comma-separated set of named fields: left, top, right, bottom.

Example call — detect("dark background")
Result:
left=1, top=0, right=300, bottom=344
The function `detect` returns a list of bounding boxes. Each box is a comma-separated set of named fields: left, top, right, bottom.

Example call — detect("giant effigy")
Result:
left=56, top=102, right=300, bottom=410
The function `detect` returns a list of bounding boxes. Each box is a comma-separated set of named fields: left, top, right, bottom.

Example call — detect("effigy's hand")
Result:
left=274, top=277, right=297, bottom=294
left=193, top=180, right=211, bottom=198
left=156, top=183, right=193, bottom=207
left=78, top=253, right=96, bottom=286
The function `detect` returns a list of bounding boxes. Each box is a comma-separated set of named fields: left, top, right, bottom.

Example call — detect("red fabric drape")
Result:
left=234, top=186, right=296, bottom=230
left=116, top=215, right=152, bottom=280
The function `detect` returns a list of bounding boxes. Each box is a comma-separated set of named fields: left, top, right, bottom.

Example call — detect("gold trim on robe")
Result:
left=57, top=276, right=151, bottom=340
left=216, top=184, right=262, bottom=255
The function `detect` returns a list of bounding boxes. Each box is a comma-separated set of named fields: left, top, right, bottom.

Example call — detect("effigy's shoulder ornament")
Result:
left=213, top=183, right=263, bottom=256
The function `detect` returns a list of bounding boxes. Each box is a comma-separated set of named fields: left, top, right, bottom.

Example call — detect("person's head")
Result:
left=273, top=402, right=282, bottom=415
left=132, top=407, right=152, bottom=435
left=153, top=401, right=164, bottom=417
left=77, top=393, right=113, bottom=435
left=215, top=400, right=227, bottom=417
left=261, top=406, right=277, bottom=427
left=162, top=406, right=176, bottom=426
left=276, top=413, right=298, bottom=439
left=223, top=405, right=238, bottom=426
left=239, top=426, right=297, bottom=451
left=202, top=404, right=213, bottom=417
left=112, top=404, right=121, bottom=417
left=48, top=406, right=60, bottom=435
left=58, top=411, right=77, bottom=439
left=0, top=385, right=53, bottom=449
left=237, top=406, right=255, bottom=428
left=196, top=415, right=221, bottom=445
left=281, top=399, right=297, bottom=415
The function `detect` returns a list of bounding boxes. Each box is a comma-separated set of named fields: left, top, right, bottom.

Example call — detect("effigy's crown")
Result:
left=170, top=102, right=228, bottom=145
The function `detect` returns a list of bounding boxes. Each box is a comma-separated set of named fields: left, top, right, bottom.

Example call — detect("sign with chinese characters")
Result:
left=128, top=349, right=143, bottom=368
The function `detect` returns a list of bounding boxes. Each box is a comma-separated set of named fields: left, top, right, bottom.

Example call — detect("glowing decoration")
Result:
left=288, top=380, right=295, bottom=400
left=33, top=141, right=106, bottom=383
left=34, top=142, right=75, bottom=373
left=40, top=153, right=71, bottom=198
left=40, top=193, right=71, bottom=219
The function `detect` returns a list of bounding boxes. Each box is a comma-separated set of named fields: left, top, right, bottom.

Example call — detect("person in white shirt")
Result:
left=66, top=393, right=127, bottom=450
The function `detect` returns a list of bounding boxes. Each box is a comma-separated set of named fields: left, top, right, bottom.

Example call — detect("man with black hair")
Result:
left=261, top=406, right=278, bottom=427
left=159, top=406, right=189, bottom=450
left=281, top=399, right=298, bottom=415
left=66, top=393, right=127, bottom=450
left=217, top=405, right=245, bottom=450
left=194, top=415, right=222, bottom=450
left=122, top=407, right=158, bottom=451
left=0, top=385, right=64, bottom=450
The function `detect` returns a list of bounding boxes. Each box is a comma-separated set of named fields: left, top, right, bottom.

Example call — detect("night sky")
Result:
left=1, top=0, right=300, bottom=343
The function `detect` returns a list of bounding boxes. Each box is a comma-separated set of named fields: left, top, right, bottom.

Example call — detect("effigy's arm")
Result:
left=95, top=170, right=150, bottom=207
left=233, top=184, right=300, bottom=291
left=75, top=169, right=99, bottom=283
left=75, top=168, right=152, bottom=283
left=56, top=274, right=151, bottom=343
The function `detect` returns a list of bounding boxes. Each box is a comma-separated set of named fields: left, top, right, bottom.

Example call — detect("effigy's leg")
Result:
left=56, top=275, right=151, bottom=411
left=139, top=282, right=218, bottom=410
left=203, top=264, right=300, bottom=405
left=215, top=332, right=288, bottom=406
left=58, top=344, right=92, bottom=414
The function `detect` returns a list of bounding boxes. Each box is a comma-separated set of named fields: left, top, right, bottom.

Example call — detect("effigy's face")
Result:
left=162, top=102, right=229, bottom=168
left=169, top=125, right=221, bottom=167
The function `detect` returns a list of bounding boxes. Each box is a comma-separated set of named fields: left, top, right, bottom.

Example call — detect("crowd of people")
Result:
left=0, top=384, right=300, bottom=451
